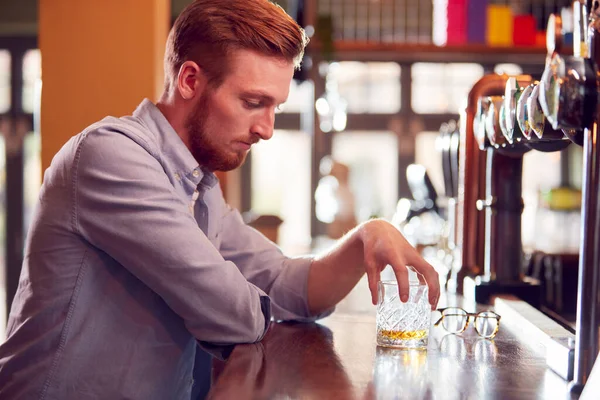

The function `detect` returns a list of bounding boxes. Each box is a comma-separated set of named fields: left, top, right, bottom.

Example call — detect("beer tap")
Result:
left=464, top=74, right=547, bottom=305
left=537, top=0, right=600, bottom=392
left=515, top=80, right=571, bottom=152
left=465, top=60, right=577, bottom=300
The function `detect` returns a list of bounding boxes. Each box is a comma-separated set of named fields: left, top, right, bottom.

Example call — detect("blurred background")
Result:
left=0, top=0, right=583, bottom=338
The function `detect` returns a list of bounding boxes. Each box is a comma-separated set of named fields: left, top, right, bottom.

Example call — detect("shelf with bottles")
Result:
left=309, top=0, right=569, bottom=64
left=319, top=41, right=547, bottom=64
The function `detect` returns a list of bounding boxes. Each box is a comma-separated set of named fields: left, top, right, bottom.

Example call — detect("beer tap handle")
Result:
left=485, top=96, right=508, bottom=149
left=518, top=82, right=572, bottom=152
left=540, top=8, right=598, bottom=136
left=546, top=13, right=564, bottom=57
left=474, top=97, right=492, bottom=151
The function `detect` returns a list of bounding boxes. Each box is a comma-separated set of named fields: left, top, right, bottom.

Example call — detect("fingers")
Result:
left=409, top=255, right=440, bottom=310
left=365, top=260, right=381, bottom=306
left=391, top=262, right=410, bottom=303
left=408, top=266, right=427, bottom=285
left=361, top=220, right=440, bottom=309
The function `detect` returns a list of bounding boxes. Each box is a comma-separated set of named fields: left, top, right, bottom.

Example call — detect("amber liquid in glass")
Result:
left=378, top=329, right=428, bottom=341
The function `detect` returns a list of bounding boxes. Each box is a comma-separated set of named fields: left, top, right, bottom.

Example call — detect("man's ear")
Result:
left=177, top=61, right=208, bottom=100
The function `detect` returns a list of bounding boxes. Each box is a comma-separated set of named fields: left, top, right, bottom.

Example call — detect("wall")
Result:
left=39, top=0, right=169, bottom=170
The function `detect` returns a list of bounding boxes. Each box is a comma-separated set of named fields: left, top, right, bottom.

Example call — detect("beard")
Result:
left=185, top=92, right=248, bottom=172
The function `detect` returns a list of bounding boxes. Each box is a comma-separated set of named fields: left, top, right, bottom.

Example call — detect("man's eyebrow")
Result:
left=240, top=91, right=284, bottom=105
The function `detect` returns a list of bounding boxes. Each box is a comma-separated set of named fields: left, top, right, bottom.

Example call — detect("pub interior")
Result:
left=1, top=0, right=600, bottom=398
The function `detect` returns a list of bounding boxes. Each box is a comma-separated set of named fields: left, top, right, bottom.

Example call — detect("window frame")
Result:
left=243, top=53, right=550, bottom=240
left=0, top=35, right=37, bottom=321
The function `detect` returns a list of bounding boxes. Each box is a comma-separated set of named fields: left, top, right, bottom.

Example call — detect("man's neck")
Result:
left=156, top=93, right=190, bottom=149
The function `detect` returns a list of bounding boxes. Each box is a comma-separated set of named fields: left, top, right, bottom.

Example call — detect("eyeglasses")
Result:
left=434, top=307, right=501, bottom=339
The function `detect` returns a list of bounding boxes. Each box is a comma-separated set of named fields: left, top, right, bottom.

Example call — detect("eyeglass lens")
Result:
left=441, top=308, right=468, bottom=334
left=474, top=311, right=499, bottom=338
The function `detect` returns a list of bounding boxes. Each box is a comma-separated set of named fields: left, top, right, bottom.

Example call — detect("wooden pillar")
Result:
left=39, top=0, right=170, bottom=170
left=1, top=0, right=170, bottom=319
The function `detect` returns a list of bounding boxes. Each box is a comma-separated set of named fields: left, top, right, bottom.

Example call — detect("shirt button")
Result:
left=174, top=173, right=181, bottom=181
left=192, top=169, right=200, bottom=177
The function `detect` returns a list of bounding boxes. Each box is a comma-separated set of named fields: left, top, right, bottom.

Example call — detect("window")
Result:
left=0, top=135, right=5, bottom=338
left=251, top=130, right=312, bottom=255
left=331, top=131, right=399, bottom=221
left=22, top=49, right=41, bottom=114
left=412, top=63, right=484, bottom=114
left=21, top=49, right=42, bottom=239
left=277, top=79, right=313, bottom=114
left=0, top=50, right=10, bottom=114
left=327, top=62, right=401, bottom=113
left=522, top=150, right=564, bottom=251
left=0, top=50, right=8, bottom=339
left=415, top=131, right=445, bottom=198
left=23, top=132, right=41, bottom=237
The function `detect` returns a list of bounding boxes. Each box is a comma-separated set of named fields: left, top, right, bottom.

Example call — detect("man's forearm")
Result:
left=307, top=226, right=366, bottom=315
left=307, top=219, right=440, bottom=316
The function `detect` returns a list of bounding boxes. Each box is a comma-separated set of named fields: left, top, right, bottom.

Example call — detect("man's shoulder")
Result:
left=78, top=114, right=160, bottom=157
left=42, top=112, right=166, bottom=193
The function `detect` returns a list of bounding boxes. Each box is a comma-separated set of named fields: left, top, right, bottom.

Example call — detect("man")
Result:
left=0, top=0, right=439, bottom=399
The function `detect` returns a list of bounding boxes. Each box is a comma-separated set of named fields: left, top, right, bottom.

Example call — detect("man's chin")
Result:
left=213, top=153, right=247, bottom=172
left=192, top=150, right=247, bottom=172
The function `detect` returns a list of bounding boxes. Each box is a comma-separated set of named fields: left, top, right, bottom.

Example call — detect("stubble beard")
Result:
left=186, top=92, right=248, bottom=172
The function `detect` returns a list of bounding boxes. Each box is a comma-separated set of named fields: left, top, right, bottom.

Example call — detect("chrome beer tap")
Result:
left=538, top=0, right=600, bottom=392
left=464, top=75, right=544, bottom=303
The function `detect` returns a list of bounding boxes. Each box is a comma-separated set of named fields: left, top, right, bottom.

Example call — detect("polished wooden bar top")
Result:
left=206, top=277, right=573, bottom=399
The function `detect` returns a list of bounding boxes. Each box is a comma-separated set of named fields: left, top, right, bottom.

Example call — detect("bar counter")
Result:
left=204, top=277, right=576, bottom=399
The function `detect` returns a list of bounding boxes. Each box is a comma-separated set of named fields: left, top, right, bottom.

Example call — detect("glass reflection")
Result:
left=437, top=334, right=498, bottom=364
left=432, top=334, right=500, bottom=400
left=371, top=347, right=431, bottom=400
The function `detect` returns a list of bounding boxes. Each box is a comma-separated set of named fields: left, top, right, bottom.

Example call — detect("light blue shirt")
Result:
left=0, top=99, right=330, bottom=399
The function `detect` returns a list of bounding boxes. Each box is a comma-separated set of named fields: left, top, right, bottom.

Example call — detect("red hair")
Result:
left=164, top=0, right=308, bottom=91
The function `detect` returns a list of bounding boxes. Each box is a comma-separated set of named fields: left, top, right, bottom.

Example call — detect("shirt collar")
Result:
left=133, top=99, right=218, bottom=190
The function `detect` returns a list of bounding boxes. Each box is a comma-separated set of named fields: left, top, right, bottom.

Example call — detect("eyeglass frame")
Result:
left=434, top=307, right=502, bottom=339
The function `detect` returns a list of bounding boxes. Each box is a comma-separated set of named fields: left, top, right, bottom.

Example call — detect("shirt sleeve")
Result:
left=215, top=198, right=335, bottom=322
left=73, top=127, right=270, bottom=345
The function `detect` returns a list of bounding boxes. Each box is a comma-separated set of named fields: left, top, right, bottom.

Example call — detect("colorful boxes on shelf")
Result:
left=513, top=15, right=537, bottom=46
left=435, top=0, right=543, bottom=47
left=466, top=0, right=487, bottom=44
left=487, top=4, right=513, bottom=47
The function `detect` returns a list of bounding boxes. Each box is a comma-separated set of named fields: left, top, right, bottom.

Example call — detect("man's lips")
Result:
left=239, top=137, right=259, bottom=149
left=235, top=140, right=258, bottom=150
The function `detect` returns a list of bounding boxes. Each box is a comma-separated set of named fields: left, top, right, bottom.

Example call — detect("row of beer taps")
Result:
left=453, top=0, right=600, bottom=392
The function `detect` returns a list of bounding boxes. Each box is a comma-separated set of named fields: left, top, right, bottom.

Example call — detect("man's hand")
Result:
left=358, top=219, right=439, bottom=308
left=308, top=219, right=440, bottom=315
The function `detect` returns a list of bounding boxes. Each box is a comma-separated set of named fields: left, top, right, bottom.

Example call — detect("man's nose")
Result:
left=251, top=109, right=275, bottom=140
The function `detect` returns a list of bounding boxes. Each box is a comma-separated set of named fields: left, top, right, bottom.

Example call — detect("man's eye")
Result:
left=244, top=100, right=262, bottom=109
